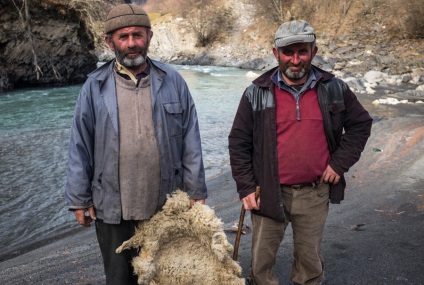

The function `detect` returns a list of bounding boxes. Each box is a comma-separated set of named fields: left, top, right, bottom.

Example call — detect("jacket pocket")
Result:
left=328, top=102, right=345, bottom=132
left=164, top=102, right=183, bottom=137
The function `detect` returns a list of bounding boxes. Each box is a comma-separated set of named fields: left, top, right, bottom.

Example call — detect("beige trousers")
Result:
left=251, top=183, right=329, bottom=285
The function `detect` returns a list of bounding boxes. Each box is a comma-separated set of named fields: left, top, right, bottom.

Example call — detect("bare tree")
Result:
left=250, top=0, right=294, bottom=23
left=11, top=0, right=43, bottom=79
left=177, top=0, right=233, bottom=47
left=342, top=0, right=353, bottom=15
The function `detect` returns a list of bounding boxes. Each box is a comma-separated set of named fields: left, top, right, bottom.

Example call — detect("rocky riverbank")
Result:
left=1, top=0, right=423, bottom=94
left=123, top=1, right=424, bottom=96
left=1, top=103, right=424, bottom=284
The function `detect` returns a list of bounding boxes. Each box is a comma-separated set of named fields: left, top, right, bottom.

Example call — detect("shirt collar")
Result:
left=115, top=60, right=150, bottom=84
left=271, top=67, right=321, bottom=96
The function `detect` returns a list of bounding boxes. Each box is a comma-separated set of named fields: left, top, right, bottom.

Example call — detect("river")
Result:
left=0, top=65, right=260, bottom=259
left=1, top=63, right=421, bottom=261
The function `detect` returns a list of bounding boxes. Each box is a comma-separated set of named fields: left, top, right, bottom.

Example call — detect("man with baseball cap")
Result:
left=229, top=20, right=372, bottom=284
left=65, top=4, right=207, bottom=284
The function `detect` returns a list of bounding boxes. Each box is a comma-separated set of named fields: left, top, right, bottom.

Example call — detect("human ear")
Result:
left=105, top=35, right=115, bottom=51
left=272, top=47, right=279, bottom=60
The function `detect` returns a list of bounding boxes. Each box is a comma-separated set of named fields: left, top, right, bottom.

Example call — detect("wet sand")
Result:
left=1, top=93, right=423, bottom=284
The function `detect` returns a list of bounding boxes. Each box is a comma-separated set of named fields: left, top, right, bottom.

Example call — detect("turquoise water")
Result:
left=0, top=65, right=260, bottom=258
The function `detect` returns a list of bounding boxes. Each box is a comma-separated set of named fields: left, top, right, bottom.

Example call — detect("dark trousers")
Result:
left=95, top=219, right=139, bottom=285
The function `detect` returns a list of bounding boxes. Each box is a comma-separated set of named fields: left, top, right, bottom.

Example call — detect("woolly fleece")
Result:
left=116, top=190, right=245, bottom=285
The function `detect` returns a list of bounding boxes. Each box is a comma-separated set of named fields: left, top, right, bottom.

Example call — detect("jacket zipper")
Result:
left=296, top=98, right=301, bottom=121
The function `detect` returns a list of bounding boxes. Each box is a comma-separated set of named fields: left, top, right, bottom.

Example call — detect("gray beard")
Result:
left=283, top=67, right=307, bottom=80
left=120, top=54, right=147, bottom=69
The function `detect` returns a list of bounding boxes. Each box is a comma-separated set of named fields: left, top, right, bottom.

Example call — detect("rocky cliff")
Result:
left=1, top=0, right=423, bottom=92
left=147, top=0, right=424, bottom=77
left=0, top=0, right=112, bottom=91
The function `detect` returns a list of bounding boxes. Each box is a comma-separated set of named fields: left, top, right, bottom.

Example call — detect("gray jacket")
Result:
left=65, top=58, right=207, bottom=224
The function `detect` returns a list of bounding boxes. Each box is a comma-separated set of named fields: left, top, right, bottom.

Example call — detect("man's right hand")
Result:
left=73, top=206, right=96, bottom=227
left=241, top=192, right=260, bottom=211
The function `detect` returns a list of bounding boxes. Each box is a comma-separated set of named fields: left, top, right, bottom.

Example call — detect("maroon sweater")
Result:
left=275, top=86, right=330, bottom=184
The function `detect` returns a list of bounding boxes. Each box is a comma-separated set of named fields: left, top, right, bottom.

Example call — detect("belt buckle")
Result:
left=291, top=184, right=301, bottom=190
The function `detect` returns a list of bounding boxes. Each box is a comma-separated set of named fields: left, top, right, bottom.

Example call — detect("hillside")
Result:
left=1, top=0, right=423, bottom=91
left=142, top=0, right=424, bottom=76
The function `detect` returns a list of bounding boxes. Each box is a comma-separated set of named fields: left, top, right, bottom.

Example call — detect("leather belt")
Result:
left=281, top=181, right=318, bottom=190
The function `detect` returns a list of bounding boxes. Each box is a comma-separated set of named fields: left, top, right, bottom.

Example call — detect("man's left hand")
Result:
left=320, top=165, right=340, bottom=184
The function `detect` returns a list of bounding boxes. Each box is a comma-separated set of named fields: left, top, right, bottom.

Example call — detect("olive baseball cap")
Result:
left=274, top=20, right=315, bottom=47
left=105, top=4, right=151, bottom=34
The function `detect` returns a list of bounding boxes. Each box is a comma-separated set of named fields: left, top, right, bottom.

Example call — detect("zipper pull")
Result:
left=296, top=102, right=301, bottom=121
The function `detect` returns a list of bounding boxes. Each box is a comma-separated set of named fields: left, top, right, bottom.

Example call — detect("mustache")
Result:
left=287, top=62, right=305, bottom=68
left=123, top=48, right=144, bottom=55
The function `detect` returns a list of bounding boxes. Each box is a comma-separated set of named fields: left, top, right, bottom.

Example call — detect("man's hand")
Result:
left=190, top=199, right=205, bottom=206
left=73, top=206, right=96, bottom=227
left=320, top=165, right=340, bottom=184
left=242, top=192, right=260, bottom=211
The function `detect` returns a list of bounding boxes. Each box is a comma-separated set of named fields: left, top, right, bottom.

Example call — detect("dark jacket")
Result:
left=228, top=66, right=372, bottom=222
left=65, top=58, right=207, bottom=224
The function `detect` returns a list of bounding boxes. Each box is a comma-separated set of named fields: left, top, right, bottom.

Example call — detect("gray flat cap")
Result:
left=274, top=20, right=315, bottom=47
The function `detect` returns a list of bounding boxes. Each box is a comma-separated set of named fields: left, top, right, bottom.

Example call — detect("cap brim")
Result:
left=275, top=34, right=315, bottom=47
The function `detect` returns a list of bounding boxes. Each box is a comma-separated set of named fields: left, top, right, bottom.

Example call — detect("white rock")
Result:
left=246, top=71, right=260, bottom=78
left=364, top=82, right=378, bottom=88
left=348, top=60, right=362, bottom=65
left=411, top=68, right=424, bottom=78
left=333, top=71, right=345, bottom=78
left=416, top=85, right=424, bottom=91
left=385, top=77, right=398, bottom=85
left=372, top=98, right=409, bottom=105
left=386, top=98, right=400, bottom=105
left=363, top=70, right=387, bottom=83
left=412, top=76, right=422, bottom=85
left=366, top=86, right=376, bottom=94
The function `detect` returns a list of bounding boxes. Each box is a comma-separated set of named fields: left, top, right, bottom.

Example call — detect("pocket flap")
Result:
left=328, top=103, right=345, bottom=114
left=164, top=103, right=183, bottom=114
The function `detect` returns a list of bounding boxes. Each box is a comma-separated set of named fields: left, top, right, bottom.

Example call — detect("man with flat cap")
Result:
left=65, top=4, right=207, bottom=284
left=229, top=20, right=372, bottom=284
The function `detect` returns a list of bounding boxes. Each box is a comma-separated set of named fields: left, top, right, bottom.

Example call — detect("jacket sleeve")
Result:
left=228, top=90, right=257, bottom=200
left=329, top=83, right=373, bottom=175
left=65, top=84, right=95, bottom=210
left=179, top=78, right=208, bottom=200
